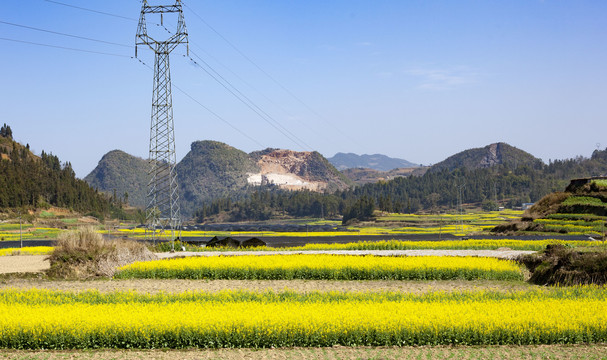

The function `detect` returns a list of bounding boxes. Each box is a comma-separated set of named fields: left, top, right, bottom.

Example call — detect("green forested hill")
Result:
left=176, top=140, right=260, bottom=216
left=84, top=150, right=149, bottom=208
left=0, top=127, right=111, bottom=214
left=429, top=142, right=542, bottom=172
left=87, top=140, right=352, bottom=216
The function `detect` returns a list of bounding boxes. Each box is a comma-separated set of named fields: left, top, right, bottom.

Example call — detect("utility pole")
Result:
left=136, top=0, right=188, bottom=248
left=493, top=181, right=498, bottom=211
left=19, top=210, right=22, bottom=249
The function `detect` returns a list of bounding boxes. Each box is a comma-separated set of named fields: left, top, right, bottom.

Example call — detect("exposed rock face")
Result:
left=247, top=149, right=352, bottom=192
left=479, top=143, right=502, bottom=168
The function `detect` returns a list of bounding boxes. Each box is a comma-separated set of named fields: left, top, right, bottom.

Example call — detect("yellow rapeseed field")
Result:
left=0, top=246, right=54, bottom=256
left=115, top=254, right=524, bottom=281
left=0, top=288, right=605, bottom=349
left=195, top=239, right=604, bottom=252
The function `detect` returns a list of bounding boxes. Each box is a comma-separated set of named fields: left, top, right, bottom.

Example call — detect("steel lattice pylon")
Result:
left=136, top=0, right=188, bottom=245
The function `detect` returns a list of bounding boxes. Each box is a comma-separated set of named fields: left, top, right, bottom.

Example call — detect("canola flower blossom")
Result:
left=115, top=254, right=524, bottom=281
left=190, top=239, right=604, bottom=252
left=0, top=287, right=606, bottom=349
left=0, top=246, right=54, bottom=256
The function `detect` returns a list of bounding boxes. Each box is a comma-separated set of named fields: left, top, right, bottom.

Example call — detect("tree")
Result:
left=0, top=124, right=12, bottom=139
left=342, top=196, right=375, bottom=224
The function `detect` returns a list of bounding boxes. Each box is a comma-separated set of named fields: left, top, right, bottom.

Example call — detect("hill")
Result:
left=430, top=143, right=543, bottom=172
left=84, top=150, right=149, bottom=208
left=177, top=141, right=260, bottom=215
left=328, top=152, right=418, bottom=171
left=0, top=124, right=112, bottom=215
left=86, top=141, right=352, bottom=216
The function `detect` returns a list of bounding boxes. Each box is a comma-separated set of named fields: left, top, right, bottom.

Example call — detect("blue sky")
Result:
left=2, top=0, right=607, bottom=177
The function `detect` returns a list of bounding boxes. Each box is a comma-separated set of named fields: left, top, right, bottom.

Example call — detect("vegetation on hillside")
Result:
left=0, top=141, right=109, bottom=215
left=0, top=125, right=137, bottom=221
left=494, top=175, right=607, bottom=236
left=196, top=147, right=607, bottom=222
left=429, top=142, right=541, bottom=173
left=84, top=150, right=149, bottom=208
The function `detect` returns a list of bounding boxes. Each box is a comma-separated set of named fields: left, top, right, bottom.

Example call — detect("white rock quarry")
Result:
left=246, top=149, right=331, bottom=192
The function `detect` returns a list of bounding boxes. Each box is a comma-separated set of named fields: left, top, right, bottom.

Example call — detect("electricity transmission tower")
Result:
left=136, top=0, right=188, bottom=245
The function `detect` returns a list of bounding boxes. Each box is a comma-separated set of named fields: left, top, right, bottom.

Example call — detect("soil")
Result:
left=0, top=256, right=49, bottom=274
left=1, top=344, right=606, bottom=360
left=0, top=250, right=533, bottom=276
left=0, top=278, right=532, bottom=294
left=157, top=249, right=535, bottom=259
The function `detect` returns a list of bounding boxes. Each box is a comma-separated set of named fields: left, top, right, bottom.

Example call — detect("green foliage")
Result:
left=562, top=196, right=607, bottom=207
left=0, top=123, right=12, bottom=139
left=0, top=138, right=112, bottom=214
left=84, top=150, right=149, bottom=208
left=592, top=179, right=607, bottom=188
left=430, top=142, right=543, bottom=173
left=195, top=147, right=607, bottom=221
left=195, top=188, right=344, bottom=222
left=342, top=196, right=375, bottom=224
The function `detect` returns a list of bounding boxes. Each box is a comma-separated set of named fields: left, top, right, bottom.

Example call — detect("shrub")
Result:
left=46, top=227, right=156, bottom=278
left=517, top=244, right=607, bottom=286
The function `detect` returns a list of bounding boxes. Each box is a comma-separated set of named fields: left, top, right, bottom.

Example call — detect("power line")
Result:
left=136, top=59, right=264, bottom=148
left=43, top=0, right=137, bottom=21
left=40, top=1, right=320, bottom=152
left=188, top=51, right=313, bottom=151
left=0, top=20, right=131, bottom=48
left=150, top=20, right=311, bottom=150
left=0, top=37, right=130, bottom=57
left=183, top=3, right=361, bottom=147
left=187, top=40, right=335, bottom=147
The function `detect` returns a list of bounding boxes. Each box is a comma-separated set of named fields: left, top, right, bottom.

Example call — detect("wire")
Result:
left=188, top=51, right=313, bottom=151
left=43, top=0, right=138, bottom=22
left=136, top=59, right=265, bottom=149
left=183, top=3, right=365, bottom=150
left=186, top=39, right=335, bottom=147
left=0, top=37, right=131, bottom=57
left=39, top=0, right=315, bottom=151
left=0, top=20, right=131, bottom=48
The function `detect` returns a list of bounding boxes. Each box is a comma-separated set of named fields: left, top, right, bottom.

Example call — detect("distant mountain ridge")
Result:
left=328, top=152, right=418, bottom=171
